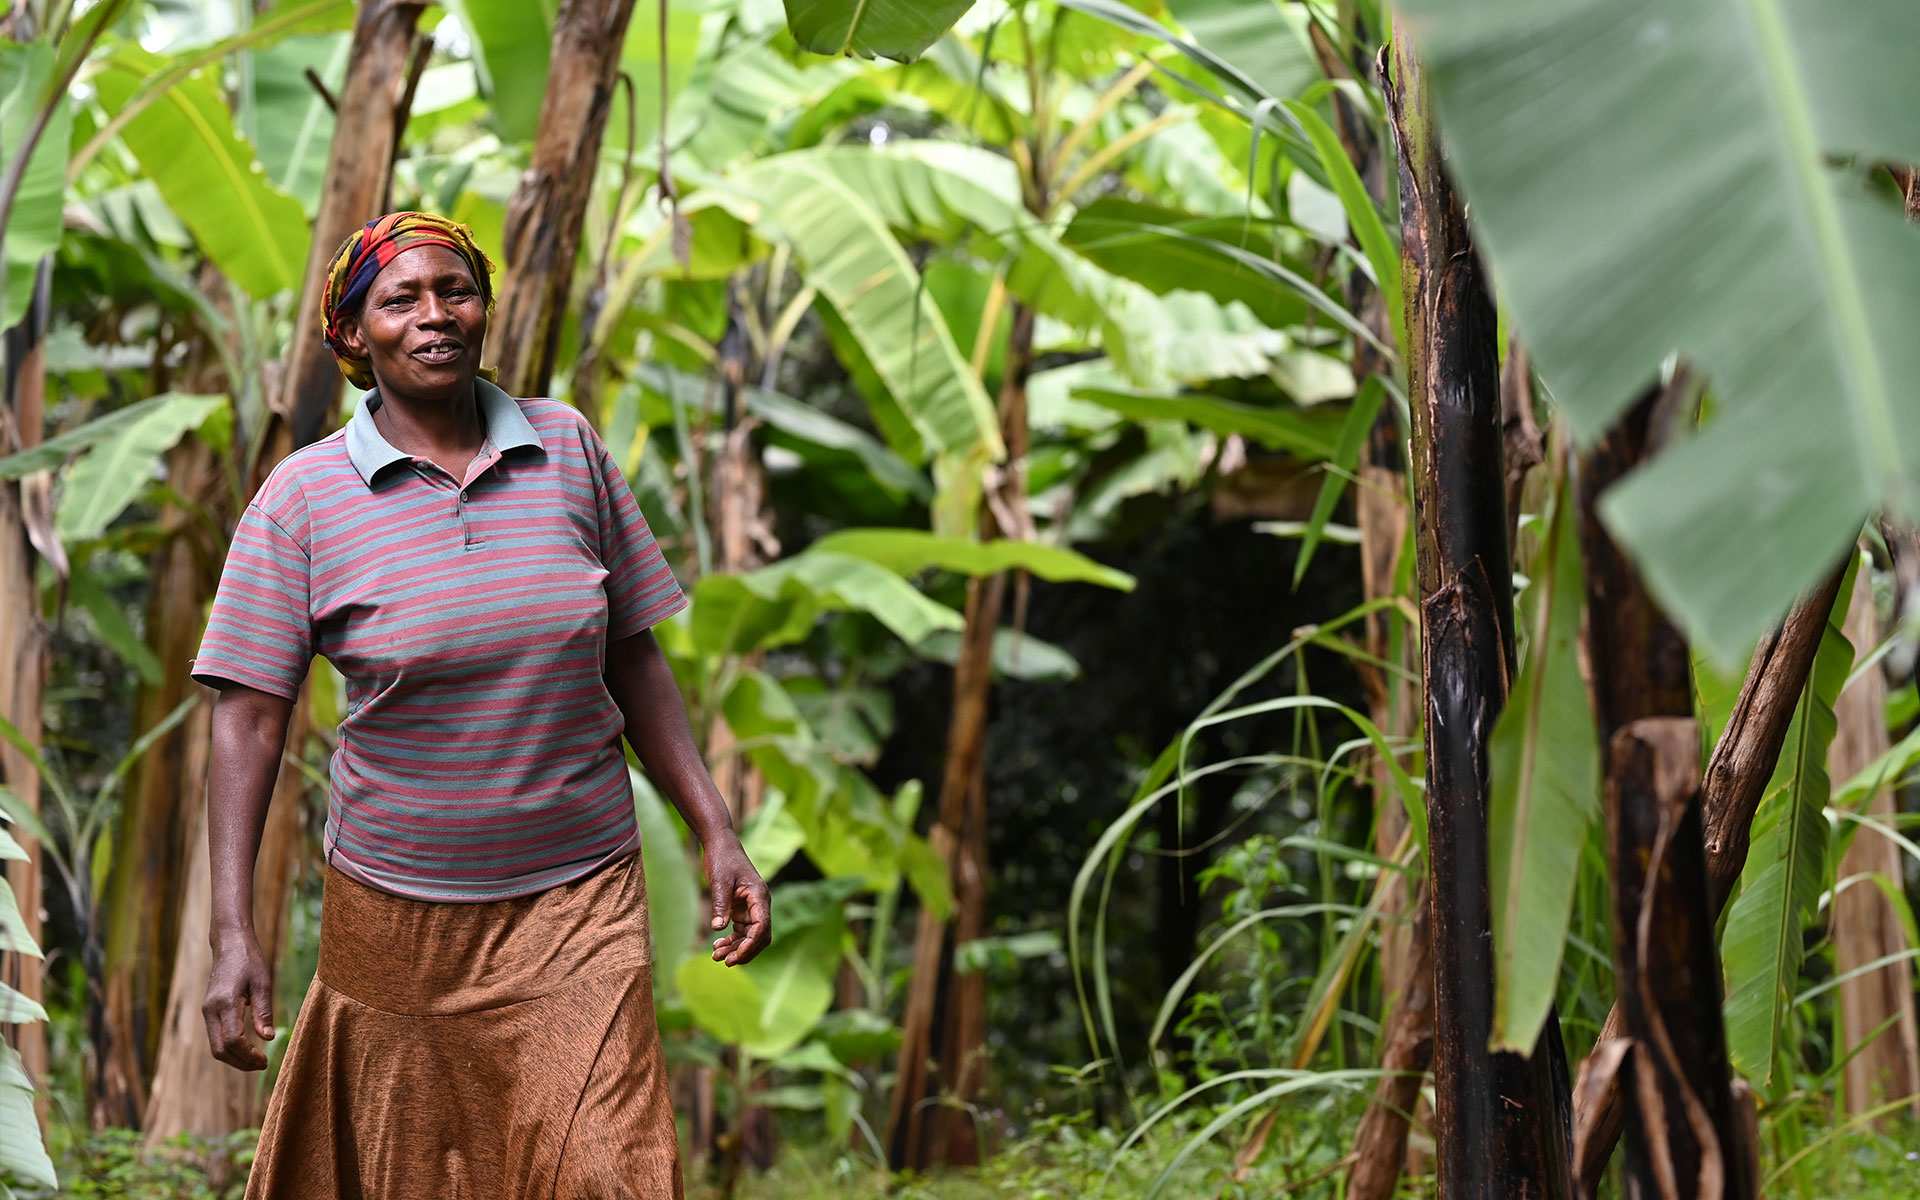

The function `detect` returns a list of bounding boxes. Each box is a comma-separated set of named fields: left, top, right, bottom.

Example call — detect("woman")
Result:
left=187, top=210, right=770, bottom=1199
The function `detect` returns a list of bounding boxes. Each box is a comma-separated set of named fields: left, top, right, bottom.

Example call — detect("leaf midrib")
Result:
left=1737, top=0, right=1898, bottom=483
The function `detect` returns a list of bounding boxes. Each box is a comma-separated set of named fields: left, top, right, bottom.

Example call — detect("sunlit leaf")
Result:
left=783, top=0, right=976, bottom=62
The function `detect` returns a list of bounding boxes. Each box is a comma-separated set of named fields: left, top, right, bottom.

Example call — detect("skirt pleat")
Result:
left=244, top=849, right=684, bottom=1200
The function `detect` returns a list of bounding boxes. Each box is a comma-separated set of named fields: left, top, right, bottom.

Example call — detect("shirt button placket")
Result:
left=457, top=487, right=478, bottom=549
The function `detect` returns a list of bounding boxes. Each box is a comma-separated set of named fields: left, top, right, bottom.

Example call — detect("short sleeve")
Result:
left=589, top=425, right=690, bottom=641
left=189, top=501, right=315, bottom=700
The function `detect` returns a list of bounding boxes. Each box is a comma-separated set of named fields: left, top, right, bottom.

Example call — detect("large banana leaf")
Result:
left=89, top=43, right=306, bottom=299
left=719, top=154, right=1002, bottom=462
left=0, top=43, right=71, bottom=327
left=746, top=144, right=1335, bottom=389
left=1487, top=477, right=1601, bottom=1052
left=674, top=910, right=844, bottom=1058
left=1720, top=553, right=1857, bottom=1087
left=783, top=0, right=976, bottom=62
left=1394, top=0, right=1920, bottom=666
left=56, top=394, right=225, bottom=542
left=250, top=31, right=347, bottom=210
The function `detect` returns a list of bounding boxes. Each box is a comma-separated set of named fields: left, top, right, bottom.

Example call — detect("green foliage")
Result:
left=718, top=153, right=1003, bottom=464
left=1721, top=553, right=1858, bottom=1088
left=54, top=394, right=224, bottom=541
left=676, top=880, right=855, bottom=1058
left=0, top=42, right=71, bottom=326
left=1393, top=0, right=1920, bottom=667
left=1487, top=476, right=1601, bottom=1052
left=782, top=0, right=977, bottom=63
left=88, top=42, right=306, bottom=298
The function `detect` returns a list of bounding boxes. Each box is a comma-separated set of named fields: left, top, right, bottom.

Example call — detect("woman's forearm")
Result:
left=206, top=689, right=295, bottom=946
left=606, top=630, right=737, bottom=847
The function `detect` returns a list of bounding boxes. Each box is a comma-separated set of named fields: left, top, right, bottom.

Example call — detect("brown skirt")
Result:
left=245, top=849, right=684, bottom=1200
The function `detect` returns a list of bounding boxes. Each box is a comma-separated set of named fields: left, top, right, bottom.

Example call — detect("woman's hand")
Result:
left=204, top=931, right=275, bottom=1070
left=702, top=835, right=772, bottom=967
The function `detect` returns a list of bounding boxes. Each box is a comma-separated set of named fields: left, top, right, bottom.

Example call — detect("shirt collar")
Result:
left=344, top=376, right=544, bottom=489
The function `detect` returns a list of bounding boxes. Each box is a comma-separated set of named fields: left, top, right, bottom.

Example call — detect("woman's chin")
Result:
left=386, top=358, right=473, bottom=394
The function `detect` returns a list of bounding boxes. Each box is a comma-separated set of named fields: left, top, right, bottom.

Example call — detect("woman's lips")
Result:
left=413, top=342, right=463, bottom=365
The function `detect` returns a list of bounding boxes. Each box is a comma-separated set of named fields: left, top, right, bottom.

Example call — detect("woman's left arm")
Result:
left=606, top=628, right=772, bottom=966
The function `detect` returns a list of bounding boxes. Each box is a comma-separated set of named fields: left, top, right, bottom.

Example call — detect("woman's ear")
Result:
left=336, top=312, right=366, bottom=358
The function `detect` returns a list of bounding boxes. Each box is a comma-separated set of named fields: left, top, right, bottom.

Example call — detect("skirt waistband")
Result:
left=316, top=849, right=651, bottom=1016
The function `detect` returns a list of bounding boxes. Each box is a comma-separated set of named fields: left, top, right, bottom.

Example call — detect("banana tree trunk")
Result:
left=1830, top=577, right=1920, bottom=1120
left=1388, top=24, right=1574, bottom=1197
left=1599, top=720, right=1755, bottom=1200
left=1571, top=564, right=1847, bottom=1185
left=488, top=0, right=640, bottom=398
left=0, top=257, right=54, bottom=1127
left=887, top=303, right=1035, bottom=1170
left=137, top=0, right=428, bottom=1138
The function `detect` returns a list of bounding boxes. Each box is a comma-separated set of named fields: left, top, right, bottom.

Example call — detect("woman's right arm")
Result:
left=202, top=683, right=294, bottom=1071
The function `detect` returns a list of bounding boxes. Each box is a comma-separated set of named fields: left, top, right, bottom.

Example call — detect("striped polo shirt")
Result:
left=189, top=379, right=690, bottom=902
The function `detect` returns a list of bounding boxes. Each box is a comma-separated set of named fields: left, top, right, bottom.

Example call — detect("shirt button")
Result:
left=459, top=490, right=468, bottom=502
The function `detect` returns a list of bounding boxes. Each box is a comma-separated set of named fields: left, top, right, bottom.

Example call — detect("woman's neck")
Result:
left=371, top=376, right=486, bottom=457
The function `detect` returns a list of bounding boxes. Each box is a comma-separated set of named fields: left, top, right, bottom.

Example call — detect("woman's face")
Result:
left=336, top=244, right=487, bottom=396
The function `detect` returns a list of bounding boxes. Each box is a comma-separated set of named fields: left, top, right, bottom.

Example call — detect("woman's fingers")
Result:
left=724, top=879, right=773, bottom=966
left=203, top=947, right=272, bottom=1070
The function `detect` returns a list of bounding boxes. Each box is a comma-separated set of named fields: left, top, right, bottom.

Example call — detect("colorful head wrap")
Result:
left=320, top=211, right=498, bottom=390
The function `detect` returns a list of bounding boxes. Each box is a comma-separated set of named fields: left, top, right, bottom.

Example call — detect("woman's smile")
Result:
left=411, top=337, right=464, bottom=367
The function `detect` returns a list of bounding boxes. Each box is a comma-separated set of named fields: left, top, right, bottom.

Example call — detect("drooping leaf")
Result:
left=1721, top=553, right=1858, bottom=1087
left=89, top=42, right=307, bottom=298
left=0, top=873, right=41, bottom=960
left=1393, top=0, right=1920, bottom=667
left=720, top=154, right=1002, bottom=462
left=1487, top=476, right=1601, bottom=1052
left=0, top=391, right=220, bottom=481
left=56, top=394, right=225, bottom=541
left=0, top=983, right=45, bottom=1025
left=783, top=0, right=976, bottom=62
left=810, top=529, right=1135, bottom=591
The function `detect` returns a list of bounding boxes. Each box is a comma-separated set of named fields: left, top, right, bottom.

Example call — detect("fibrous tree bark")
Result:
left=488, top=0, right=640, bottom=399
left=1340, top=41, right=1426, bottom=1200
left=1387, top=23, right=1574, bottom=1198
left=887, top=303, right=1035, bottom=1170
left=136, top=0, right=429, bottom=1140
left=1571, top=563, right=1848, bottom=1186
left=1829, top=576, right=1920, bottom=1120
left=1599, top=720, right=1754, bottom=1200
